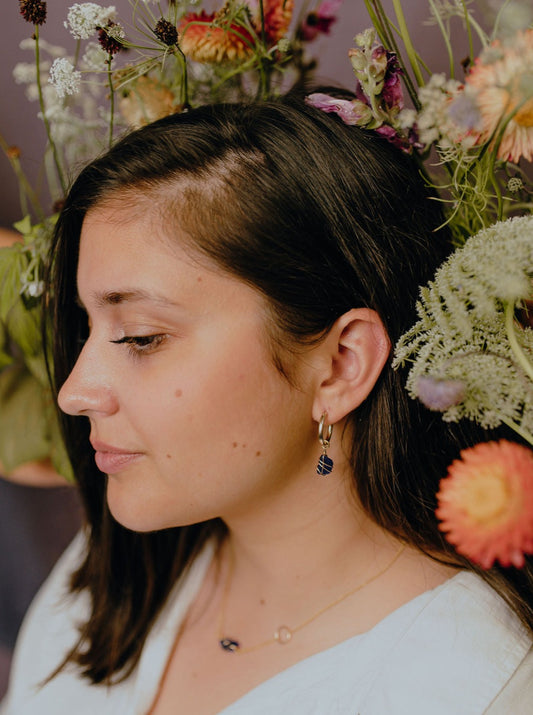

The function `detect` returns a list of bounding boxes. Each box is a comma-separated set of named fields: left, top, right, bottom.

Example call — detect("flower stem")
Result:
left=500, top=416, right=533, bottom=448
left=364, top=0, right=421, bottom=110
left=34, top=26, right=67, bottom=195
left=391, top=0, right=424, bottom=86
left=175, top=46, right=190, bottom=109
left=428, top=0, right=454, bottom=79
left=106, top=55, right=115, bottom=148
left=0, top=133, right=45, bottom=222
left=505, top=301, right=533, bottom=383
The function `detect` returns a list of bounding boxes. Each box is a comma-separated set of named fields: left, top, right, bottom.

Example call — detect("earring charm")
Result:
left=316, top=412, right=334, bottom=475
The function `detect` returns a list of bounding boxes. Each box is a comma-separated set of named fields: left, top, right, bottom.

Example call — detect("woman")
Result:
left=2, top=91, right=532, bottom=714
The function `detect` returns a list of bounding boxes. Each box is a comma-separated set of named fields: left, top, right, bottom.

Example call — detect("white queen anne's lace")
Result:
left=393, top=215, right=533, bottom=436
left=49, top=58, right=82, bottom=98
left=64, top=3, right=116, bottom=40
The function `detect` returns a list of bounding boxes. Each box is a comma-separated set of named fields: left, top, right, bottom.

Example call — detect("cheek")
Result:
left=162, top=347, right=286, bottom=464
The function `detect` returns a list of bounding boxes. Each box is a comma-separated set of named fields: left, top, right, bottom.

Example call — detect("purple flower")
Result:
left=382, top=52, right=404, bottom=111
left=415, top=376, right=466, bottom=411
left=448, top=92, right=482, bottom=132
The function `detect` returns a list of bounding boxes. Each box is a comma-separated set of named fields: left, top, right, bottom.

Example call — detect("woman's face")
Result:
left=58, top=201, right=320, bottom=531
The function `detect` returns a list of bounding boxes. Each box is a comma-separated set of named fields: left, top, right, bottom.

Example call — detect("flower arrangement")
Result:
left=2, top=0, right=533, bottom=569
left=307, top=0, right=533, bottom=569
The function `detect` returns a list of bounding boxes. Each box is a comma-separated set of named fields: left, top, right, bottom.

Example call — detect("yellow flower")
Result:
left=466, top=29, right=533, bottom=162
left=436, top=440, right=533, bottom=568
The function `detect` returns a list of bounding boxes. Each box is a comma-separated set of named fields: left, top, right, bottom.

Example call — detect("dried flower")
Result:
left=179, top=1, right=293, bottom=64
left=415, top=74, right=477, bottom=149
left=49, top=58, right=81, bottom=98
left=305, top=92, right=372, bottom=125
left=307, top=29, right=410, bottom=150
left=19, top=0, right=47, bottom=26
left=436, top=441, right=533, bottom=568
left=465, top=29, right=533, bottom=162
left=178, top=9, right=253, bottom=63
left=97, top=21, right=124, bottom=56
left=153, top=18, right=178, bottom=47
left=261, top=0, right=294, bottom=45
left=118, top=76, right=180, bottom=128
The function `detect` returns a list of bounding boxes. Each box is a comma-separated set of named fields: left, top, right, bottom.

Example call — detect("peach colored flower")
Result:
left=178, top=1, right=293, bottom=64
left=466, top=29, right=533, bottom=162
left=436, top=440, right=533, bottom=569
left=118, top=76, right=180, bottom=128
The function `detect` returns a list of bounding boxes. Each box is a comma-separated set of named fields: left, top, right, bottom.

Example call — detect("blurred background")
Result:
left=0, top=0, right=494, bottom=699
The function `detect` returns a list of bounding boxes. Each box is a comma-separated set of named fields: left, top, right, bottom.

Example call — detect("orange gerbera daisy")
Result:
left=178, top=1, right=293, bottom=64
left=436, top=440, right=533, bottom=569
left=466, top=29, right=533, bottom=162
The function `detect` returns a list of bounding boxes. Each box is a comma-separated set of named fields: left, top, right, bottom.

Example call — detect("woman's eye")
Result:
left=110, top=334, right=167, bottom=356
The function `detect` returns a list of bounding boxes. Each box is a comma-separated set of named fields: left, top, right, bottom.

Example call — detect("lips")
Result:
left=91, top=440, right=144, bottom=475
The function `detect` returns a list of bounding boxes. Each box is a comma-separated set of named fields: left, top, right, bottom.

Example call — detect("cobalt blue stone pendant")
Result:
left=220, top=638, right=240, bottom=653
left=316, top=453, right=334, bottom=475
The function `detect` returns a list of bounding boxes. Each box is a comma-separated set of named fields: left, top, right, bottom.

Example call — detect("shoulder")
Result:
left=1, top=531, right=90, bottom=713
left=485, top=645, right=533, bottom=713
left=1, top=534, right=215, bottom=715
left=359, top=571, right=533, bottom=714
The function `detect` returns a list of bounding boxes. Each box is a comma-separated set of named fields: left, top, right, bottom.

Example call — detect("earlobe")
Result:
left=312, top=308, right=391, bottom=424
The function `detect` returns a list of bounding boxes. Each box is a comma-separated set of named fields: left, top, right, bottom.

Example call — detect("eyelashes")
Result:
left=110, top=334, right=168, bottom=356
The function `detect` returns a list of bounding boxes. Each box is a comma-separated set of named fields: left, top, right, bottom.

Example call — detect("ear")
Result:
left=312, top=308, right=391, bottom=425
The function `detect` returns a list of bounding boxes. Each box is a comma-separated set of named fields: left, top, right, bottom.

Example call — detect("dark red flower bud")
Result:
left=19, top=0, right=47, bottom=26
left=97, top=22, right=124, bottom=56
left=154, top=18, right=178, bottom=46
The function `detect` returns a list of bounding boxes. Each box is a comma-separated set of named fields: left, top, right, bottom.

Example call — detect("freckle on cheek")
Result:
left=232, top=442, right=238, bottom=448
left=256, top=451, right=261, bottom=457
left=166, top=454, right=172, bottom=459
left=175, top=389, right=182, bottom=397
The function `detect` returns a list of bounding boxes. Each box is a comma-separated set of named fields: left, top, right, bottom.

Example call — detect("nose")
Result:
left=58, top=340, right=119, bottom=417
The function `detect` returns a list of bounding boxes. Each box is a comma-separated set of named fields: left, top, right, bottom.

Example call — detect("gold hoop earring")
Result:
left=316, top=412, right=334, bottom=475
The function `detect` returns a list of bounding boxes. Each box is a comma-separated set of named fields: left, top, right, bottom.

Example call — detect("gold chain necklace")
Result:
left=217, top=544, right=406, bottom=654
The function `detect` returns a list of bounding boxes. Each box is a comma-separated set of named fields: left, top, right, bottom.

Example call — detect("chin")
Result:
left=105, top=481, right=204, bottom=533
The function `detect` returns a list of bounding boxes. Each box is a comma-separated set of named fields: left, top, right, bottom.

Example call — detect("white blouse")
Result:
left=2, top=532, right=532, bottom=714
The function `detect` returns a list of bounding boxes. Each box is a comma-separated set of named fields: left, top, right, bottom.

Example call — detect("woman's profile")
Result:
left=1, top=90, right=532, bottom=714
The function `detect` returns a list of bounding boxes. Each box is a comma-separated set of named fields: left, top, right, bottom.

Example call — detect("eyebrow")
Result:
left=77, top=289, right=181, bottom=309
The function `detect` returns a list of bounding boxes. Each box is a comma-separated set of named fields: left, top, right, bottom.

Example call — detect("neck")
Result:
left=220, top=462, right=400, bottom=596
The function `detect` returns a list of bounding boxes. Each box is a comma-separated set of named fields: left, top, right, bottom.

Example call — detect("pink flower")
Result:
left=465, top=29, right=533, bottom=162
left=299, top=0, right=343, bottom=42
left=305, top=93, right=372, bottom=125
left=436, top=441, right=533, bottom=569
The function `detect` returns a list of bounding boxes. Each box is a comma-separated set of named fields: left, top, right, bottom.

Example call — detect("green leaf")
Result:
left=0, top=247, right=26, bottom=322
left=4, top=298, right=43, bottom=358
left=13, top=215, right=32, bottom=236
left=0, top=363, right=51, bottom=472
left=0, top=320, right=14, bottom=371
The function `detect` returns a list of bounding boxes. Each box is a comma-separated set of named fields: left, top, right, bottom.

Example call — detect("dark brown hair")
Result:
left=48, top=90, right=533, bottom=683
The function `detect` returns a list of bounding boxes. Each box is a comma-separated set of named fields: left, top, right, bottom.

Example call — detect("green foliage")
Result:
left=0, top=215, right=73, bottom=481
